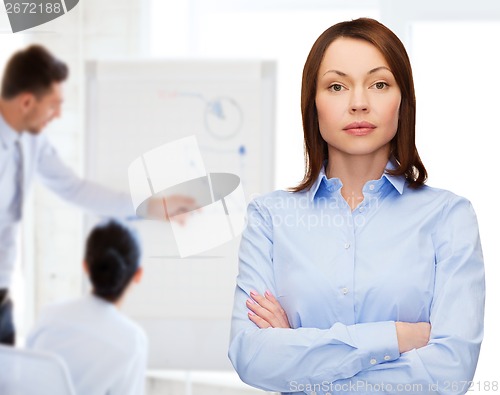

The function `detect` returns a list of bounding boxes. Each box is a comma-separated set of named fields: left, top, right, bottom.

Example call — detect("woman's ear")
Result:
left=82, top=260, right=89, bottom=274
left=133, top=266, right=143, bottom=284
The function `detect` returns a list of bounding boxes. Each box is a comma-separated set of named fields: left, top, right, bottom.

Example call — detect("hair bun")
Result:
left=90, top=248, right=127, bottom=295
left=85, top=220, right=141, bottom=302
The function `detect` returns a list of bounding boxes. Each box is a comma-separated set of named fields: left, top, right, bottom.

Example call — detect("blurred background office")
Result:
left=1, top=0, right=499, bottom=394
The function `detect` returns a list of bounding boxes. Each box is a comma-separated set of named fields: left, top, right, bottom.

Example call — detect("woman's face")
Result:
left=315, top=37, right=401, bottom=158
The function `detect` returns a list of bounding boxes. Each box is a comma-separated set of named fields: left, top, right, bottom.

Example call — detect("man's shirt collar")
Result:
left=0, top=113, right=22, bottom=150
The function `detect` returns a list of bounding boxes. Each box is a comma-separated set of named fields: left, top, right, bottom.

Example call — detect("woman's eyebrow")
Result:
left=322, top=69, right=348, bottom=77
left=368, top=66, right=392, bottom=75
left=322, top=66, right=392, bottom=77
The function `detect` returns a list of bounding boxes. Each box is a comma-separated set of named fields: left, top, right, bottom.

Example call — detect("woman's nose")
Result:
left=349, top=89, right=369, bottom=113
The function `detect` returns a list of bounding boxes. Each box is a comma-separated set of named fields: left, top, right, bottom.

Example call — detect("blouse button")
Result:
left=370, top=358, right=377, bottom=365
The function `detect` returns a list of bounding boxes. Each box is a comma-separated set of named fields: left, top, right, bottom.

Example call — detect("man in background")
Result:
left=0, top=45, right=194, bottom=345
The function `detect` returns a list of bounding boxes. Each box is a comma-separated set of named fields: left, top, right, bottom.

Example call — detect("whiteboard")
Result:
left=84, top=60, right=276, bottom=370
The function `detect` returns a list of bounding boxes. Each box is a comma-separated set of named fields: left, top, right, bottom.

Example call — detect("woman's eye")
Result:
left=329, top=84, right=344, bottom=92
left=374, top=82, right=388, bottom=89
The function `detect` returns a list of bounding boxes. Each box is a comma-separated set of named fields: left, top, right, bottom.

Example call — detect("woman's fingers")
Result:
left=248, top=311, right=271, bottom=329
left=246, top=290, right=291, bottom=328
left=246, top=298, right=275, bottom=325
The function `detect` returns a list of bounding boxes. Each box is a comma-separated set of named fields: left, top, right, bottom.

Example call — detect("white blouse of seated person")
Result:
left=28, top=220, right=148, bottom=395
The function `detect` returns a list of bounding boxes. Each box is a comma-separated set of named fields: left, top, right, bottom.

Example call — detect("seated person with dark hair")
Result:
left=27, top=220, right=148, bottom=395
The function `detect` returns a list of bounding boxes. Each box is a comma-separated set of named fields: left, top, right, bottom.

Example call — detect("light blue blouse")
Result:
left=229, top=161, right=485, bottom=395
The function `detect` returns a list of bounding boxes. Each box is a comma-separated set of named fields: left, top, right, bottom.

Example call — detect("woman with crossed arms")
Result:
left=229, top=18, right=484, bottom=395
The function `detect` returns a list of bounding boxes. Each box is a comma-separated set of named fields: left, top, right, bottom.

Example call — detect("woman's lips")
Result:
left=343, top=121, right=376, bottom=136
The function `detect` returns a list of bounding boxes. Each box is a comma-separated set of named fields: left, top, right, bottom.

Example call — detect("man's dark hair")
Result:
left=1, top=45, right=68, bottom=99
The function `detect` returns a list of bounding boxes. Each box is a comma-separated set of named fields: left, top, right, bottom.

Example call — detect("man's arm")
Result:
left=36, top=136, right=135, bottom=218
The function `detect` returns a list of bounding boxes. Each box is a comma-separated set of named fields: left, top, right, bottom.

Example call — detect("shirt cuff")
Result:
left=351, top=321, right=400, bottom=367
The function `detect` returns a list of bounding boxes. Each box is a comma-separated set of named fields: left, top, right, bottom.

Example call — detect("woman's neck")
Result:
left=326, top=147, right=390, bottom=210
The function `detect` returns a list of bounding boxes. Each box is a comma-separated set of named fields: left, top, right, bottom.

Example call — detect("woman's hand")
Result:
left=395, top=321, right=431, bottom=353
left=246, top=290, right=291, bottom=329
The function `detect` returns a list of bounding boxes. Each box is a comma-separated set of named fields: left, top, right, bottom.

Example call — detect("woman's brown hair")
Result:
left=291, top=18, right=427, bottom=192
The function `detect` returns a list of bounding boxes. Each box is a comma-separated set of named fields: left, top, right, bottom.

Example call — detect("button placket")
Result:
left=336, top=190, right=356, bottom=323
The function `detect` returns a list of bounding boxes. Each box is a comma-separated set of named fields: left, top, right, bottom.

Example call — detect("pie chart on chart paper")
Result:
left=204, top=97, right=243, bottom=140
